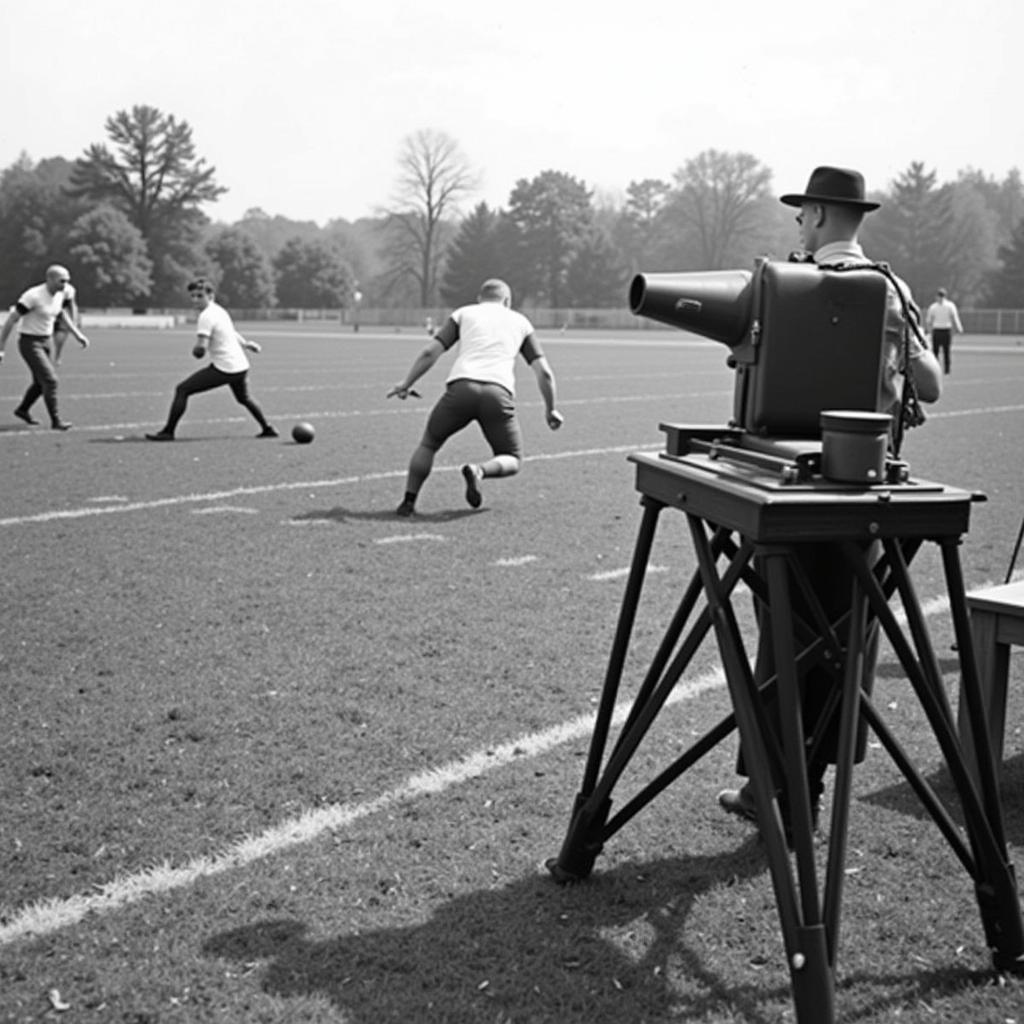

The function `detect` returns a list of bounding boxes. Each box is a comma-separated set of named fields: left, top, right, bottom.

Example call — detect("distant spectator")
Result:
left=924, top=287, right=963, bottom=374
left=0, top=264, right=89, bottom=430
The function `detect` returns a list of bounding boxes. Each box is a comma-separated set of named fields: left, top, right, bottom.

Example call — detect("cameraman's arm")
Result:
left=912, top=348, right=942, bottom=403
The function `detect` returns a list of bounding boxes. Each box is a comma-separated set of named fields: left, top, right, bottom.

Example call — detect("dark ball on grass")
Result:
left=292, top=422, right=315, bottom=444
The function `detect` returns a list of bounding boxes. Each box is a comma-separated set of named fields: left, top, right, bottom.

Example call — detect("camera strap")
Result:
left=820, top=260, right=926, bottom=459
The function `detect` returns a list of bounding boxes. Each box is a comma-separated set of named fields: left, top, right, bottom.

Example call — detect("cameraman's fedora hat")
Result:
left=780, top=166, right=880, bottom=211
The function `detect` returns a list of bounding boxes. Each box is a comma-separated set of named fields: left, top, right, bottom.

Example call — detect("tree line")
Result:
left=2, top=105, right=1023, bottom=312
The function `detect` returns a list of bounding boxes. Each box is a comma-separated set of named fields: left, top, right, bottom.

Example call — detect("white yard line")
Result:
left=191, top=506, right=260, bottom=516
left=0, top=667, right=726, bottom=947
left=0, top=391, right=730, bottom=439
left=0, top=573, right=1013, bottom=947
left=375, top=533, right=447, bottom=544
left=0, top=446, right=639, bottom=528
left=494, top=555, right=539, bottom=567
left=588, top=564, right=670, bottom=582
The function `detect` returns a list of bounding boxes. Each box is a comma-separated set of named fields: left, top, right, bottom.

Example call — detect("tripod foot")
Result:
left=545, top=793, right=611, bottom=884
left=992, top=949, right=1024, bottom=976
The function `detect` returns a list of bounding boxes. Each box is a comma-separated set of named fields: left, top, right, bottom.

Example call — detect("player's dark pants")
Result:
left=161, top=364, right=271, bottom=436
left=16, top=334, right=62, bottom=425
left=932, top=328, right=952, bottom=373
left=738, top=543, right=880, bottom=804
left=422, top=379, right=522, bottom=457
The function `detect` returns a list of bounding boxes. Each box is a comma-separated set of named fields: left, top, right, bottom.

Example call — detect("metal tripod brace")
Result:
left=547, top=449, right=1024, bottom=1024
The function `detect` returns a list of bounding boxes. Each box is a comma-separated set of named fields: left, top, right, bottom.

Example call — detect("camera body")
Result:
left=629, top=258, right=889, bottom=439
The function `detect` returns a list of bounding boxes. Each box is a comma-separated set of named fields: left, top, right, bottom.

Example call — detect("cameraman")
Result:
left=717, top=166, right=942, bottom=833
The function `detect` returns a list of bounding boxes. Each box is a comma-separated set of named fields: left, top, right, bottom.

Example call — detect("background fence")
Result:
left=82, top=306, right=1024, bottom=335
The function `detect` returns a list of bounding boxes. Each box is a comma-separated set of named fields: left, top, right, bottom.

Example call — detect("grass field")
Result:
left=1, top=324, right=1023, bottom=1023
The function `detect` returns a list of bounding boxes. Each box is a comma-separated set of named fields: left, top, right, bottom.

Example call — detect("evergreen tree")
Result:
left=862, top=162, right=954, bottom=298
left=565, top=225, right=629, bottom=307
left=984, top=217, right=1024, bottom=307
left=506, top=170, right=593, bottom=306
left=439, top=202, right=501, bottom=307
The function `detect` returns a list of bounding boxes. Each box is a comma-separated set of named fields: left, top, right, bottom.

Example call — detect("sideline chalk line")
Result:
left=0, top=667, right=725, bottom=947
left=0, top=445, right=641, bottom=528
left=2, top=577, right=1001, bottom=949
left=5, top=396, right=1021, bottom=529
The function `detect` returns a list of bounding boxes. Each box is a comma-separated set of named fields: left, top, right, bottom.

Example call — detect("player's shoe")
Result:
left=145, top=431, right=175, bottom=441
left=51, top=420, right=72, bottom=431
left=395, top=499, right=415, bottom=517
left=717, top=785, right=758, bottom=823
left=461, top=464, right=483, bottom=509
left=13, top=407, right=38, bottom=425
left=719, top=781, right=823, bottom=838
left=257, top=425, right=279, bottom=438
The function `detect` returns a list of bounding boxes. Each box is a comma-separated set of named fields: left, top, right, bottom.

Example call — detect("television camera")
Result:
left=629, top=257, right=907, bottom=485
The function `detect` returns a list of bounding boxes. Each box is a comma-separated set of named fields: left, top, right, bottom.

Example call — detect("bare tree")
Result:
left=667, top=150, right=774, bottom=268
left=382, top=129, right=477, bottom=306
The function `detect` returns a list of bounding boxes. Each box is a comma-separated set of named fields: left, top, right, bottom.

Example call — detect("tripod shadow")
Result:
left=870, top=655, right=962, bottom=681
left=292, top=505, right=483, bottom=525
left=203, top=840, right=791, bottom=1024
left=202, top=839, right=993, bottom=1023
left=860, top=651, right=1024, bottom=847
left=863, top=750, right=1024, bottom=847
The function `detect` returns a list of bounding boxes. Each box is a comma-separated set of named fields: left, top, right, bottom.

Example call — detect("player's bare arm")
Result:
left=387, top=339, right=444, bottom=399
left=531, top=356, right=563, bottom=429
left=59, top=310, right=90, bottom=348
left=0, top=309, right=18, bottom=360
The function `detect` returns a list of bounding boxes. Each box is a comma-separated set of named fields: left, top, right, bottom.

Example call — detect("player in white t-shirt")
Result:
left=146, top=278, right=277, bottom=441
left=387, top=278, right=563, bottom=515
left=0, top=264, right=90, bottom=429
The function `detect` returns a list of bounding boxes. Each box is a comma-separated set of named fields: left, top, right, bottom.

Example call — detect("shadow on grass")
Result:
left=87, top=434, right=207, bottom=444
left=863, top=751, right=1024, bottom=847
left=201, top=840, right=993, bottom=1023
left=89, top=433, right=290, bottom=444
left=871, top=655, right=961, bottom=681
left=292, top=505, right=485, bottom=525
left=202, top=840, right=782, bottom=1023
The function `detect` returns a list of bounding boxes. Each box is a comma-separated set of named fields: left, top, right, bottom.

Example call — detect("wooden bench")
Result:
left=958, top=579, right=1024, bottom=788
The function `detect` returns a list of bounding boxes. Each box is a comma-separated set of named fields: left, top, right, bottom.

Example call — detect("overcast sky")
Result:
left=3, top=0, right=1019, bottom=226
